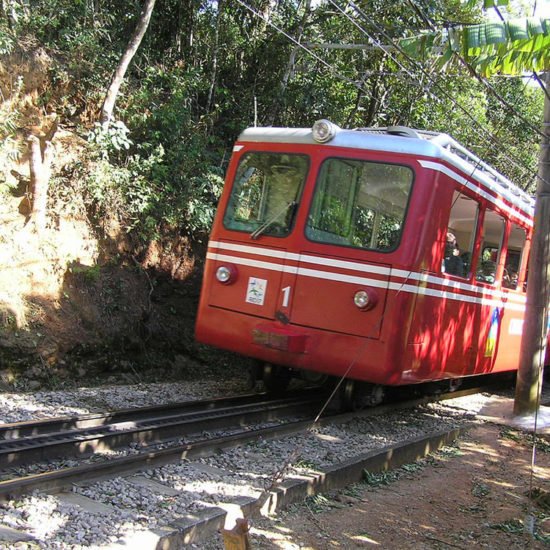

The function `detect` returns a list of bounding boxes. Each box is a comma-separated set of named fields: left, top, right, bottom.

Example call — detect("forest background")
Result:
left=0, top=0, right=545, bottom=388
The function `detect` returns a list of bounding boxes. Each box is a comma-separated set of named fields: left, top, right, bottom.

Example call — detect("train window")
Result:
left=305, top=158, right=413, bottom=251
left=476, top=209, right=505, bottom=285
left=445, top=191, right=478, bottom=278
left=503, top=224, right=527, bottom=290
left=223, top=152, right=309, bottom=237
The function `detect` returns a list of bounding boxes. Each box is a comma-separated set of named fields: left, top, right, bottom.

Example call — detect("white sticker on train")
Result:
left=246, top=277, right=268, bottom=305
left=509, top=318, right=524, bottom=335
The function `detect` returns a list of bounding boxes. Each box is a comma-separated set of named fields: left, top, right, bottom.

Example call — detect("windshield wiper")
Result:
left=250, top=200, right=296, bottom=240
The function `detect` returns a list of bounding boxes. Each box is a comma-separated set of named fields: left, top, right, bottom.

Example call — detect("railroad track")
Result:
left=0, top=384, right=491, bottom=502
left=0, top=389, right=327, bottom=471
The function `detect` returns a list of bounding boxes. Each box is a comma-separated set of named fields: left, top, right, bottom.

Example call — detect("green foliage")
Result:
left=0, top=78, right=24, bottom=196
left=500, top=426, right=550, bottom=453
left=489, top=518, right=524, bottom=534
left=294, top=457, right=319, bottom=469
left=84, top=131, right=222, bottom=241
left=304, top=493, right=344, bottom=513
left=363, top=469, right=401, bottom=487
left=400, top=10, right=550, bottom=76
left=88, top=121, right=133, bottom=159
left=69, top=263, right=101, bottom=283
left=184, top=171, right=224, bottom=234
left=1, top=0, right=542, bottom=241
left=0, top=22, right=14, bottom=55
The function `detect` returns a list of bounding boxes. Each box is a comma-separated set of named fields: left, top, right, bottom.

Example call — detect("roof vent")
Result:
left=387, top=126, right=420, bottom=139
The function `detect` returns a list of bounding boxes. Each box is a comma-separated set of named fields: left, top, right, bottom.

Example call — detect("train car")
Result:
left=195, top=120, right=549, bottom=407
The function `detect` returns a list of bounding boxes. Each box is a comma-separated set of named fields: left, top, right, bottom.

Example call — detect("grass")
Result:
left=363, top=469, right=401, bottom=487
left=304, top=494, right=345, bottom=513
left=490, top=519, right=523, bottom=534
left=500, top=427, right=550, bottom=453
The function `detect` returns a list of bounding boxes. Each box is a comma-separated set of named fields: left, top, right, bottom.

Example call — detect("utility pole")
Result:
left=514, top=72, right=550, bottom=415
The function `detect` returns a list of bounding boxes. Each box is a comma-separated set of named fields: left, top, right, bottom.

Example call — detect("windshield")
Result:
left=223, top=152, right=308, bottom=238
left=306, top=158, right=413, bottom=251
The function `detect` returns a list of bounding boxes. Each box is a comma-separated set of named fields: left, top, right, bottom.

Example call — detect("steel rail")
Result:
left=0, top=390, right=326, bottom=470
left=0, top=391, right=310, bottom=440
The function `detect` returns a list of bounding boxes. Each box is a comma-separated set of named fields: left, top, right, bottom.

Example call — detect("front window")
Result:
left=306, top=158, right=413, bottom=251
left=223, top=152, right=308, bottom=238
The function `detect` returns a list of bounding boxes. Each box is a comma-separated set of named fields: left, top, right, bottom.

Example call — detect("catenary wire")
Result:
left=234, top=0, right=540, bottom=190
left=331, top=0, right=541, bottom=189
left=232, top=0, right=387, bottom=120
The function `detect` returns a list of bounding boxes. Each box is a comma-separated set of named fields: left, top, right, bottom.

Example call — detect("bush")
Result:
left=84, top=122, right=223, bottom=242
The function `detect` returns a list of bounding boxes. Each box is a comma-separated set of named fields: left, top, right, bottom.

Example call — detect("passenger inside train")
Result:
left=444, top=231, right=465, bottom=276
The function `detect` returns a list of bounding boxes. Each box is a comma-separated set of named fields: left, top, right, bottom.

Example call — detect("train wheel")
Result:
left=447, top=378, right=462, bottom=392
left=358, top=383, right=385, bottom=408
left=262, top=363, right=291, bottom=393
left=300, top=370, right=329, bottom=385
left=245, top=361, right=263, bottom=390
left=340, top=380, right=385, bottom=411
left=340, top=380, right=356, bottom=411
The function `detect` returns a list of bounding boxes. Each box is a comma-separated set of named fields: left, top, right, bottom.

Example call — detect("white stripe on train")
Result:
left=206, top=251, right=526, bottom=312
left=418, top=160, right=533, bottom=227
left=208, top=241, right=526, bottom=305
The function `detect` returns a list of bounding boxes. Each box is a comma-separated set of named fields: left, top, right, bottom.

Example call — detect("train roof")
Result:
left=238, top=122, right=535, bottom=218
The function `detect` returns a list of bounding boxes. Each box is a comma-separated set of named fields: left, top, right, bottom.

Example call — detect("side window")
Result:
left=445, top=191, right=478, bottom=278
left=476, top=209, right=505, bottom=285
left=306, top=158, right=413, bottom=251
left=503, top=224, right=527, bottom=290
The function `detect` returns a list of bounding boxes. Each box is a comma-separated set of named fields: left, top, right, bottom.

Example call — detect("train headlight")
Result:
left=216, top=265, right=237, bottom=284
left=312, top=119, right=338, bottom=143
left=353, top=289, right=378, bottom=310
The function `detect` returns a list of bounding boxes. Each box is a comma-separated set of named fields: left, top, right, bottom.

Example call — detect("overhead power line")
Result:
left=232, top=0, right=540, bottom=189
left=232, top=0, right=384, bottom=116
left=331, top=0, right=540, bottom=188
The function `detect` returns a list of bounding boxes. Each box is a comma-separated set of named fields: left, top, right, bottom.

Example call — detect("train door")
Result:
left=408, top=189, right=480, bottom=380
left=290, top=156, right=414, bottom=339
left=497, top=223, right=528, bottom=370
left=473, top=207, right=507, bottom=373
left=207, top=151, right=309, bottom=321
left=436, top=190, right=481, bottom=375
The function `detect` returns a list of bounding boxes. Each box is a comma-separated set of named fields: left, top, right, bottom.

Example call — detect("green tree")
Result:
left=100, top=0, right=157, bottom=123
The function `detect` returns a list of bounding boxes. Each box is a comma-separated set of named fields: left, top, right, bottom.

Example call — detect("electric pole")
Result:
left=514, top=72, right=550, bottom=415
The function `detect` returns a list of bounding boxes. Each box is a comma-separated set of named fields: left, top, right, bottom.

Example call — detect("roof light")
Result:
left=312, top=119, right=338, bottom=143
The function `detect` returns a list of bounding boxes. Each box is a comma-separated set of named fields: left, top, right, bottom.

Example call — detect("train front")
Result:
left=195, top=120, right=417, bottom=393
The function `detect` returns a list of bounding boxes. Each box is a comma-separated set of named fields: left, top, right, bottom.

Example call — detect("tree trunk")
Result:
left=28, top=136, right=53, bottom=234
left=513, top=72, right=550, bottom=415
left=266, top=0, right=312, bottom=125
left=100, top=0, right=157, bottom=124
left=206, top=0, right=223, bottom=114
left=252, top=0, right=278, bottom=41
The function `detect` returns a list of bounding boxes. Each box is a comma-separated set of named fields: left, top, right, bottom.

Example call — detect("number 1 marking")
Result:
left=281, top=286, right=291, bottom=308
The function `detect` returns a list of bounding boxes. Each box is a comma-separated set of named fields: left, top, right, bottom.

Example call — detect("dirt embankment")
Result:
left=0, top=41, right=213, bottom=388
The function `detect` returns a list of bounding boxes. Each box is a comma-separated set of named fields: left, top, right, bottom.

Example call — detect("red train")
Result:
left=195, top=120, right=549, bottom=407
